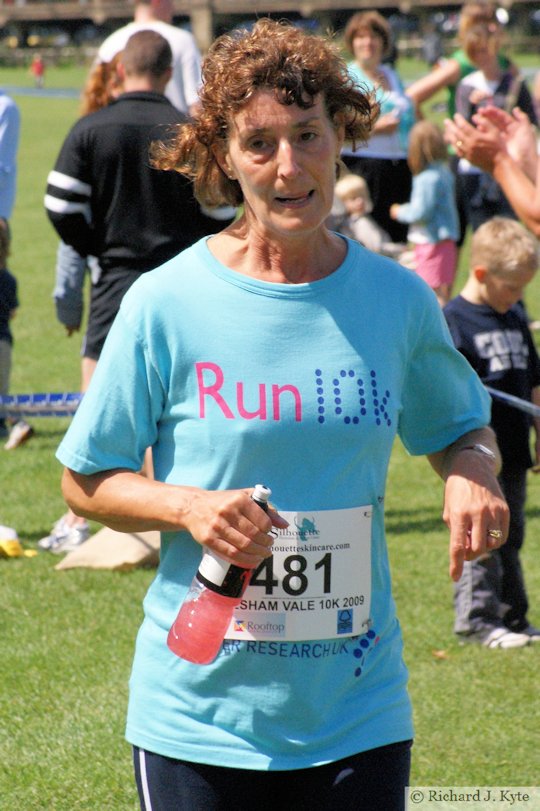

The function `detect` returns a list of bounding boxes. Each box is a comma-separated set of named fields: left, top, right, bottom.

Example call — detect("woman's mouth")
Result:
left=275, top=190, right=314, bottom=206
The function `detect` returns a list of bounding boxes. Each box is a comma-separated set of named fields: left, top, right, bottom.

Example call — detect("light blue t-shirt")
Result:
left=395, top=162, right=459, bottom=244
left=57, top=236, right=489, bottom=770
left=342, top=62, right=415, bottom=158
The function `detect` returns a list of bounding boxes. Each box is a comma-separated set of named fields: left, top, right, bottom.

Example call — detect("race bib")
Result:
left=224, top=506, right=372, bottom=641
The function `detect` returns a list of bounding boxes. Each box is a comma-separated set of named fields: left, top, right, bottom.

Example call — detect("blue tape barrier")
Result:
left=0, top=393, right=82, bottom=418
left=2, top=386, right=534, bottom=420
left=485, top=386, right=540, bottom=418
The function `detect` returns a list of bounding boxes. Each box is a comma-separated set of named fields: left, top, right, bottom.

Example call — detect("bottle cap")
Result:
left=252, top=484, right=271, bottom=504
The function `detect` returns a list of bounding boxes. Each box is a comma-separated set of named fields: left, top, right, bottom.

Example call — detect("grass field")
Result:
left=1, top=58, right=540, bottom=809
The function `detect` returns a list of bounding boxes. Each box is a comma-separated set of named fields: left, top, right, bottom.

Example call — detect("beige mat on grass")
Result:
left=55, top=527, right=160, bottom=571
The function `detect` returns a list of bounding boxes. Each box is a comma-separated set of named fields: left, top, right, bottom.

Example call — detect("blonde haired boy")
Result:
left=444, top=217, right=540, bottom=647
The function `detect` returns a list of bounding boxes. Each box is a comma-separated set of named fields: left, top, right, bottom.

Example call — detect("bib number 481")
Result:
left=250, top=552, right=332, bottom=596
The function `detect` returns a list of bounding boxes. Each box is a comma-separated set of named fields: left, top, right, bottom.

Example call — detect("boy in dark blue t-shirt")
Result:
left=444, top=216, right=540, bottom=648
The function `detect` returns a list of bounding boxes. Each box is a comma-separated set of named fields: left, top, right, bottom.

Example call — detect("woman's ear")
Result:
left=335, top=119, right=346, bottom=155
left=212, top=145, right=235, bottom=180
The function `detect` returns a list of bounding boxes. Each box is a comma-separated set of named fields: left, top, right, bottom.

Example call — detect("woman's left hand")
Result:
left=442, top=453, right=509, bottom=582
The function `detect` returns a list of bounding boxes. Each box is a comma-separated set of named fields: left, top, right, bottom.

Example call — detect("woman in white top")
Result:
left=341, top=11, right=415, bottom=242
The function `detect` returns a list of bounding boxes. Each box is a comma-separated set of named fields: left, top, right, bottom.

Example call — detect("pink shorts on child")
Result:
left=413, top=240, right=457, bottom=288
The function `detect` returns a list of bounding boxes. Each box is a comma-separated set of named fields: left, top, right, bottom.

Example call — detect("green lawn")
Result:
left=1, top=60, right=539, bottom=809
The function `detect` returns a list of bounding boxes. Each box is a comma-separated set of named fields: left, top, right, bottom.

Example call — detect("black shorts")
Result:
left=133, top=740, right=413, bottom=811
left=82, top=269, right=144, bottom=360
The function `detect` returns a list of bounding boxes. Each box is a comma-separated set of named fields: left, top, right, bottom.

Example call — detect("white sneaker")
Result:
left=38, top=517, right=68, bottom=550
left=4, top=420, right=34, bottom=450
left=462, top=626, right=531, bottom=649
left=38, top=516, right=90, bottom=553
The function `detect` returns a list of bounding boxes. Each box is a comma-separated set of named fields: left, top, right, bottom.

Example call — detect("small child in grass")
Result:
left=0, top=218, right=18, bottom=439
left=333, top=173, right=408, bottom=260
left=0, top=218, right=33, bottom=449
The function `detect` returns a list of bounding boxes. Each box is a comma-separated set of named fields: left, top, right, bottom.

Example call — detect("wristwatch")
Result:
left=460, top=443, right=497, bottom=462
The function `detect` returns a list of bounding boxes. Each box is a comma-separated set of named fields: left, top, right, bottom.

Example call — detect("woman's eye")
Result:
left=249, top=138, right=270, bottom=151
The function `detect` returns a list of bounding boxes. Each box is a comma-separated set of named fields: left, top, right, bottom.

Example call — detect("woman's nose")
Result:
left=276, top=140, right=301, bottom=178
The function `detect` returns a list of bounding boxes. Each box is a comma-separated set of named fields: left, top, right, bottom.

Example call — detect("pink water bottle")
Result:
left=167, top=484, right=271, bottom=664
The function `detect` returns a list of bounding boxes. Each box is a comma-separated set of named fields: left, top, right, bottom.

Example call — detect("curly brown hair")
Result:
left=152, top=18, right=376, bottom=207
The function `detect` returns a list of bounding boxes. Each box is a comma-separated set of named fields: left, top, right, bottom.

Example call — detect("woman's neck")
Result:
left=480, top=56, right=501, bottom=82
left=208, top=219, right=347, bottom=285
left=357, top=61, right=382, bottom=82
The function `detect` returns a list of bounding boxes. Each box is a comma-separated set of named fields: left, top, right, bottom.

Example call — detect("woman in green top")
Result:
left=406, top=1, right=513, bottom=118
left=406, top=1, right=514, bottom=244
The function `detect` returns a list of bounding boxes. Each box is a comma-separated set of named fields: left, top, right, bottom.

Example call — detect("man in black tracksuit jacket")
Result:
left=45, top=30, right=229, bottom=368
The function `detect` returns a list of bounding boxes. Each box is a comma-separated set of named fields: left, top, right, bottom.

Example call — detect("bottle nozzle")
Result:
left=252, top=484, right=271, bottom=505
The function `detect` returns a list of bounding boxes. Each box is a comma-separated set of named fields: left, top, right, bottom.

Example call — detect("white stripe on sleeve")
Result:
left=44, top=194, right=91, bottom=221
left=47, top=170, right=91, bottom=196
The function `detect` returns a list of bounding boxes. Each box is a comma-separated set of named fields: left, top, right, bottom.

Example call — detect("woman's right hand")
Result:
left=61, top=470, right=287, bottom=568
left=181, top=488, right=289, bottom=568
